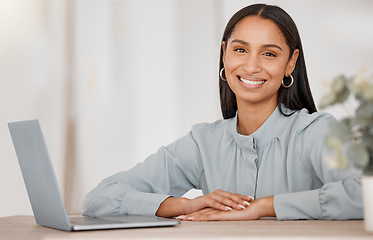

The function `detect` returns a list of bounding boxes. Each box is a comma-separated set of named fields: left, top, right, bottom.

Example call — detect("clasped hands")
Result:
left=156, top=189, right=275, bottom=221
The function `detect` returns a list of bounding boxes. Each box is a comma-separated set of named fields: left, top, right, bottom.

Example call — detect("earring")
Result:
left=282, top=74, right=294, bottom=88
left=220, top=68, right=227, bottom=81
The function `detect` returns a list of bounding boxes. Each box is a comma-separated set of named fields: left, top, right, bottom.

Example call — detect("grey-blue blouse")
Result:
left=82, top=106, right=363, bottom=220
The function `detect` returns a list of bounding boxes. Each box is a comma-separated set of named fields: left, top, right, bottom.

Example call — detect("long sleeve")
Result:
left=82, top=132, right=203, bottom=217
left=274, top=171, right=363, bottom=220
left=273, top=112, right=363, bottom=220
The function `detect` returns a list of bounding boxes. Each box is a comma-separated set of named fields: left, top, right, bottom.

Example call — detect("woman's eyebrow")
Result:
left=230, top=39, right=283, bottom=51
left=263, top=44, right=283, bottom=51
left=230, top=39, right=249, bottom=45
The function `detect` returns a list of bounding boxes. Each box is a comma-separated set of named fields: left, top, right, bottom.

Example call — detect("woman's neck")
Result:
left=236, top=100, right=277, bottom=136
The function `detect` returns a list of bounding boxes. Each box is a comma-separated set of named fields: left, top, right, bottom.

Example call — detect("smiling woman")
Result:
left=82, top=4, right=363, bottom=222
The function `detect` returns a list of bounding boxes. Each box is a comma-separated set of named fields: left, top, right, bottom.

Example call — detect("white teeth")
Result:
left=240, top=77, right=265, bottom=85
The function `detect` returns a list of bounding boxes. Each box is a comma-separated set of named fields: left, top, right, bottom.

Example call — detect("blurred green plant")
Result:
left=320, top=70, right=373, bottom=175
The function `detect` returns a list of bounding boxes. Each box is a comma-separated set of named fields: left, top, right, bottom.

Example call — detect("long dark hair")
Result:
left=219, top=4, right=317, bottom=119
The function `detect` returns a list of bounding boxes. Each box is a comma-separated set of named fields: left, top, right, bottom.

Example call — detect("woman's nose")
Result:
left=243, top=55, right=261, bottom=74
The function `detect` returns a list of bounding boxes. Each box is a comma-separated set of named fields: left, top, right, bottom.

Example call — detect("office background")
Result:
left=1, top=0, right=372, bottom=216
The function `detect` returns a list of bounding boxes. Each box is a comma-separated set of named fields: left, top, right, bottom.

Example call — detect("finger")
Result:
left=196, top=191, right=252, bottom=211
left=209, top=193, right=247, bottom=210
left=211, top=190, right=253, bottom=208
left=175, top=215, right=187, bottom=220
left=205, top=197, right=234, bottom=211
left=189, top=209, right=225, bottom=221
left=184, top=208, right=216, bottom=221
left=246, top=196, right=255, bottom=201
left=213, top=190, right=249, bottom=200
left=224, top=193, right=253, bottom=205
left=188, top=196, right=231, bottom=214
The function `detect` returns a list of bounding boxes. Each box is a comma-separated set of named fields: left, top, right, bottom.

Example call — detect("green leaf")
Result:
left=361, top=131, right=373, bottom=151
left=347, top=143, right=370, bottom=169
left=326, top=150, right=349, bottom=169
left=331, top=75, right=347, bottom=94
left=340, top=118, right=352, bottom=129
left=362, top=85, right=373, bottom=101
left=329, top=121, right=350, bottom=141
left=319, top=93, right=337, bottom=109
left=352, top=116, right=371, bottom=128
left=368, top=124, right=373, bottom=135
left=348, top=78, right=362, bottom=95
left=336, top=87, right=350, bottom=103
left=356, top=101, right=373, bottom=120
left=326, top=136, right=343, bottom=150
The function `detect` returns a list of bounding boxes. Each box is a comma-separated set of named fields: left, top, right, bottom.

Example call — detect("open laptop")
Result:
left=8, top=120, right=180, bottom=231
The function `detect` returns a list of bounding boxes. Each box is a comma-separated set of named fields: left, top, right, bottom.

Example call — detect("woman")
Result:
left=83, top=4, right=363, bottom=221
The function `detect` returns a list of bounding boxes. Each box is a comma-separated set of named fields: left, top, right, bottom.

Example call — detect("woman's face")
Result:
left=222, top=16, right=299, bottom=109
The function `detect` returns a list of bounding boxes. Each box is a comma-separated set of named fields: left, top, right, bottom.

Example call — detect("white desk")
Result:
left=0, top=215, right=371, bottom=239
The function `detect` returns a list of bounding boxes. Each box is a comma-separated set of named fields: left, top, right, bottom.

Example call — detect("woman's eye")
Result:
left=234, top=48, right=246, bottom=53
left=264, top=52, right=276, bottom=57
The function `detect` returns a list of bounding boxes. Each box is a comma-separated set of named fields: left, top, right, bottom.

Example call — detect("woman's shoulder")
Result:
left=295, top=109, right=336, bottom=127
left=192, top=117, right=233, bottom=131
left=190, top=117, right=235, bottom=140
left=289, top=108, right=338, bottom=138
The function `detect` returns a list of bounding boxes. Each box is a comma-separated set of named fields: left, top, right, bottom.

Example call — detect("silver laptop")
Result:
left=8, top=120, right=180, bottom=231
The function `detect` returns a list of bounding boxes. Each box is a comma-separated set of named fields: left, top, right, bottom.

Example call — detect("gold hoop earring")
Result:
left=282, top=74, right=294, bottom=88
left=220, top=68, right=227, bottom=81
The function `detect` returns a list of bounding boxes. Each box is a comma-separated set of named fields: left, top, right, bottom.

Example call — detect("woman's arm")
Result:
left=83, top=132, right=202, bottom=217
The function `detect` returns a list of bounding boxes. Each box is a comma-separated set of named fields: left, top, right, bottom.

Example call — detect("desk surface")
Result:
left=0, top=215, right=371, bottom=240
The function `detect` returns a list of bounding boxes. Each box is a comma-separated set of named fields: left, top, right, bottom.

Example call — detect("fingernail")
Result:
left=238, top=204, right=246, bottom=209
left=176, top=215, right=186, bottom=220
left=247, top=196, right=255, bottom=200
left=243, top=201, right=250, bottom=206
left=225, top=206, right=233, bottom=211
left=187, top=217, right=195, bottom=220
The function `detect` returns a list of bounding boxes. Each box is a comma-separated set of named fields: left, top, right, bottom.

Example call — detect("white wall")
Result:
left=0, top=0, right=67, bottom=216
left=1, top=0, right=372, bottom=216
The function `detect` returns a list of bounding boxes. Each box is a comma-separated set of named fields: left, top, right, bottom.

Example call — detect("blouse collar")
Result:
left=230, top=105, right=292, bottom=151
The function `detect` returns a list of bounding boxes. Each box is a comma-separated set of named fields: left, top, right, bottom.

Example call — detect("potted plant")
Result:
left=319, top=69, right=373, bottom=232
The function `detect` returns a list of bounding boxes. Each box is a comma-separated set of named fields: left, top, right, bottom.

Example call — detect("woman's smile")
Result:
left=238, top=76, right=266, bottom=88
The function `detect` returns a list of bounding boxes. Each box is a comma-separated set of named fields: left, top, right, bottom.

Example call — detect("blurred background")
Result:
left=1, top=0, right=372, bottom=217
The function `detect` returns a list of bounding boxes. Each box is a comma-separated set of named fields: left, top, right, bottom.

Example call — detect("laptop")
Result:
left=8, top=119, right=180, bottom=231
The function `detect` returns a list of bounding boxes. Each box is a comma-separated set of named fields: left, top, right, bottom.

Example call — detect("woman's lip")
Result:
left=238, top=76, right=266, bottom=85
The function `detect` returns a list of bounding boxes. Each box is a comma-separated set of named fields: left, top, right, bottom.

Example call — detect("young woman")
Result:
left=82, top=4, right=363, bottom=221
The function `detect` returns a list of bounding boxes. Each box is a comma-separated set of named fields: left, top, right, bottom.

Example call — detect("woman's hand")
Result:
left=176, top=196, right=275, bottom=221
left=187, top=189, right=253, bottom=213
left=155, top=189, right=253, bottom=218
